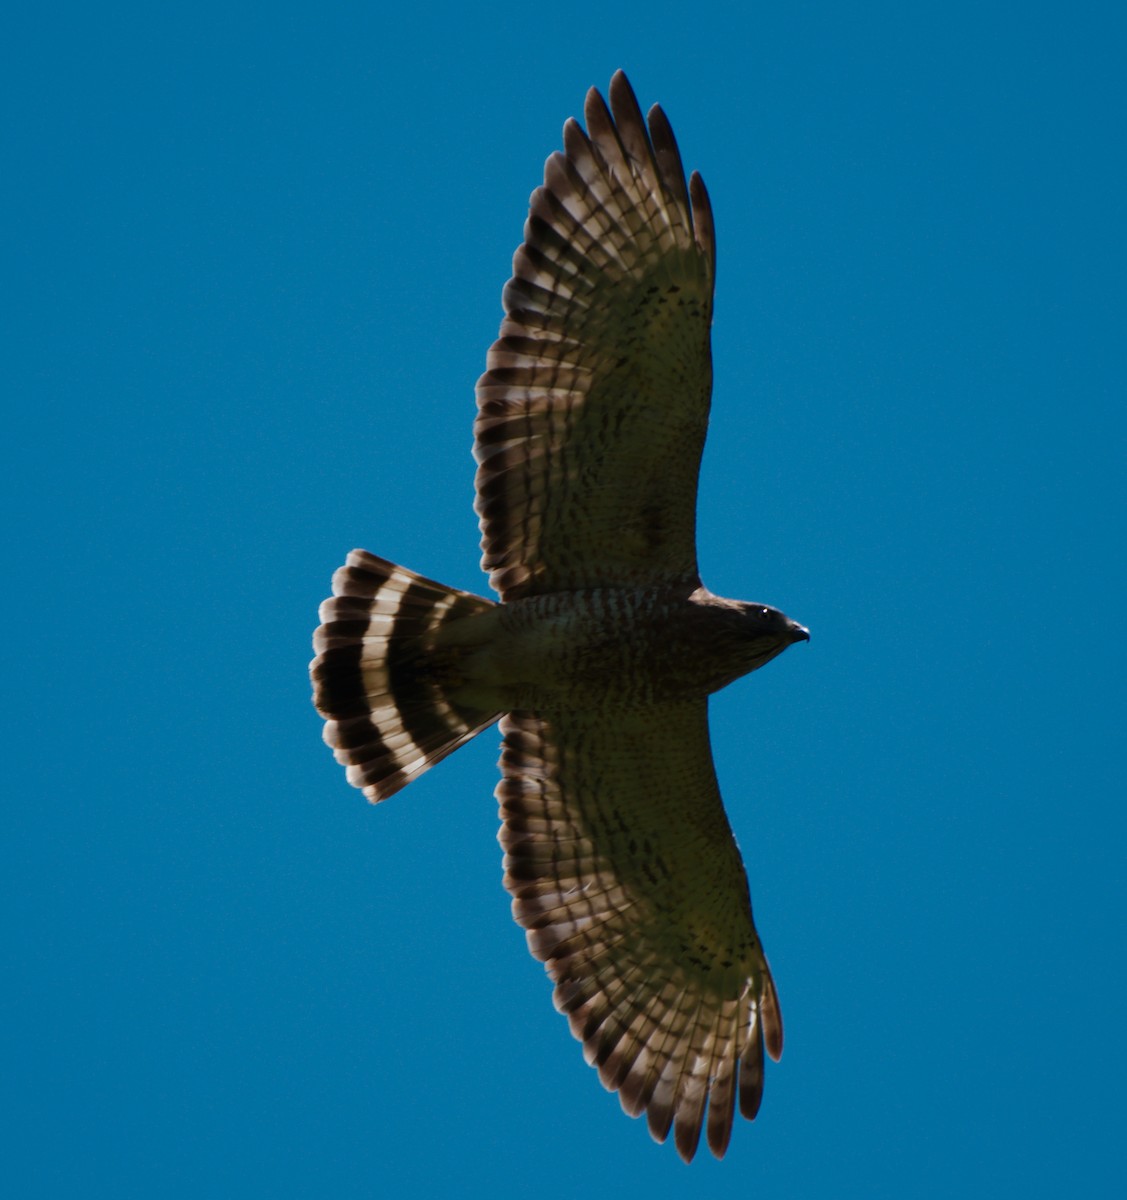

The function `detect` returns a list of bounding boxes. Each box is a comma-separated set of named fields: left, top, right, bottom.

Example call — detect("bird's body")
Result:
left=440, top=586, right=805, bottom=712
left=311, top=71, right=808, bottom=1162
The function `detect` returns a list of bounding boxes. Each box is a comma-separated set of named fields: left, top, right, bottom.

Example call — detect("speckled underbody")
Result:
left=437, top=586, right=809, bottom=715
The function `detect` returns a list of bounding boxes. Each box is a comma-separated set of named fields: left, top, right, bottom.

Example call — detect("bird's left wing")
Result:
left=497, top=704, right=782, bottom=1162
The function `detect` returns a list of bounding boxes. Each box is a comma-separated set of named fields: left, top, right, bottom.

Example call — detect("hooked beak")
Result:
left=787, top=621, right=810, bottom=644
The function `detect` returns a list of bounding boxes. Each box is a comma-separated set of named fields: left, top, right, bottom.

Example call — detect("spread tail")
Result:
left=311, top=550, right=500, bottom=802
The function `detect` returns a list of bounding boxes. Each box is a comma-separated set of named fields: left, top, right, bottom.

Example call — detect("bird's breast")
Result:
left=439, top=587, right=752, bottom=712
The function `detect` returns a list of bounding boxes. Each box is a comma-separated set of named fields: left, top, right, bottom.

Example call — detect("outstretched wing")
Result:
left=474, top=71, right=716, bottom=601
left=497, top=704, right=782, bottom=1163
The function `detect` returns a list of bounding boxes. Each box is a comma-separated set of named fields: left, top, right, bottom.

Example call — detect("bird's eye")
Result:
left=761, top=607, right=770, bottom=617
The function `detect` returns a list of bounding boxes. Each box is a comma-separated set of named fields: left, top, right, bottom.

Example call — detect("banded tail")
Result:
left=311, top=550, right=501, bottom=802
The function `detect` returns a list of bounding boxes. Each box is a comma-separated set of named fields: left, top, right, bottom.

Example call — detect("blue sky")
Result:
left=6, top=2, right=1124, bottom=1196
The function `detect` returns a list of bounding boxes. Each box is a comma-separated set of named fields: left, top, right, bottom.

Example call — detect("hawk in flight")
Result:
left=311, top=71, right=808, bottom=1162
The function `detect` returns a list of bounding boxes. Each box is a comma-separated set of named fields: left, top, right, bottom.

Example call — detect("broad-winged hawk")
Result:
left=311, top=71, right=808, bottom=1162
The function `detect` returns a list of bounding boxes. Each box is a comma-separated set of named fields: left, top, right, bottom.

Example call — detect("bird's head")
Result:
left=710, top=599, right=809, bottom=681
left=737, top=601, right=809, bottom=669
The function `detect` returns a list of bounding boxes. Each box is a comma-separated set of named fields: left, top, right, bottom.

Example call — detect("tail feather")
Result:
left=311, top=549, right=500, bottom=802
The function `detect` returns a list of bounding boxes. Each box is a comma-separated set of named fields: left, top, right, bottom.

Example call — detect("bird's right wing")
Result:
left=496, top=703, right=782, bottom=1163
left=474, top=71, right=716, bottom=601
